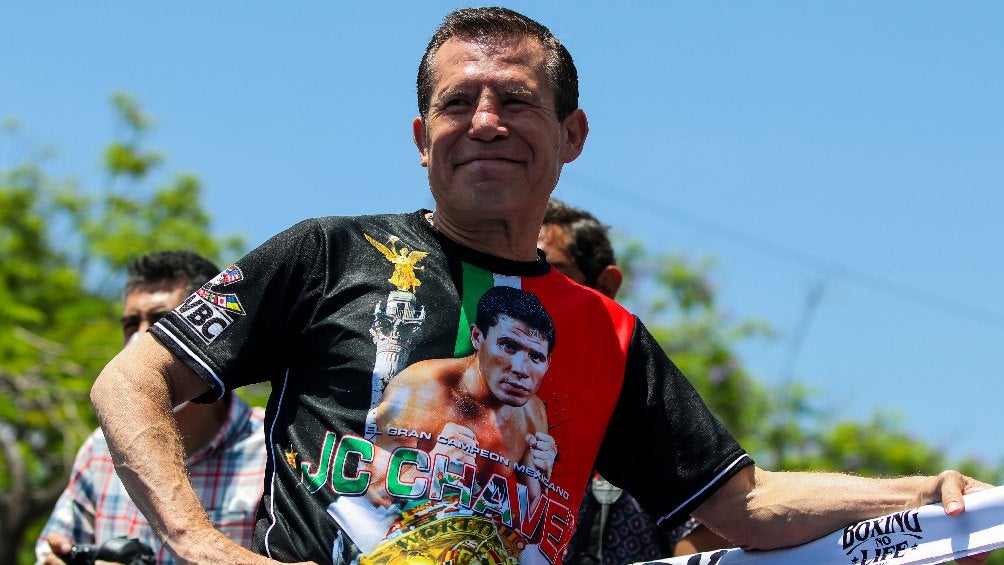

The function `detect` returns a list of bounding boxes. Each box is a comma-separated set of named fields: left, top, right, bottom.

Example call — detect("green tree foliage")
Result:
left=616, top=241, right=778, bottom=453
left=61, top=93, right=244, bottom=298
left=0, top=94, right=247, bottom=564
left=0, top=161, right=120, bottom=565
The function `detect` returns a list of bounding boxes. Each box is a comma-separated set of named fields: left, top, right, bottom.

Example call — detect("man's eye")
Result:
left=504, top=98, right=530, bottom=107
left=149, top=312, right=169, bottom=326
left=122, top=322, right=138, bottom=344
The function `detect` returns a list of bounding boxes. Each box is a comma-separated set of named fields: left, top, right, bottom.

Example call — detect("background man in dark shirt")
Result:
left=539, top=198, right=732, bottom=563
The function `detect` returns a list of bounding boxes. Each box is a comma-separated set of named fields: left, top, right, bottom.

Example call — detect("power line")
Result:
left=564, top=170, right=1004, bottom=330
left=782, top=280, right=827, bottom=383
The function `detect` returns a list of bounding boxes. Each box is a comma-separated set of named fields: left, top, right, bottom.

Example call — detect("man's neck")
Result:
left=460, top=360, right=508, bottom=412
left=428, top=210, right=541, bottom=262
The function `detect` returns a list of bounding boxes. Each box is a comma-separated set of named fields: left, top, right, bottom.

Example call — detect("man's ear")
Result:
left=413, top=116, right=429, bottom=168
left=595, top=265, right=623, bottom=299
left=560, top=109, right=589, bottom=164
left=469, top=324, right=484, bottom=351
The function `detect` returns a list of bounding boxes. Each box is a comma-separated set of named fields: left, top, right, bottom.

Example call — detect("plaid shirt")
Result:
left=36, top=392, right=266, bottom=564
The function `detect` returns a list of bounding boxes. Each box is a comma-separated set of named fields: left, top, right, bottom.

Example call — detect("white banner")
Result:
left=643, top=485, right=1004, bottom=565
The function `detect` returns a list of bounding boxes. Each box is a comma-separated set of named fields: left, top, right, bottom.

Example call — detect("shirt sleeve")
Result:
left=150, top=219, right=328, bottom=401
left=593, top=318, right=753, bottom=529
left=36, top=435, right=100, bottom=562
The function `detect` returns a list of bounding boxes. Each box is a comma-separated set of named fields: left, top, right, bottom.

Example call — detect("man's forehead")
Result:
left=493, top=315, right=550, bottom=346
left=430, top=37, right=548, bottom=85
left=441, top=34, right=546, bottom=59
left=126, top=279, right=189, bottom=299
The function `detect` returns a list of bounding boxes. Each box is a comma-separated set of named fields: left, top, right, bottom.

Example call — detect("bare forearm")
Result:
left=90, top=337, right=266, bottom=564
left=696, top=465, right=981, bottom=551
left=744, top=469, right=931, bottom=548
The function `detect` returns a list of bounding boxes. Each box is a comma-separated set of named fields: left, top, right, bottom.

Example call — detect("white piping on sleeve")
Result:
left=263, top=369, right=292, bottom=559
left=656, top=453, right=752, bottom=526
left=157, top=330, right=226, bottom=402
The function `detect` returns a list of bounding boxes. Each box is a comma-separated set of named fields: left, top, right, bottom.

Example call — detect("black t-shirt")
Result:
left=151, top=210, right=751, bottom=564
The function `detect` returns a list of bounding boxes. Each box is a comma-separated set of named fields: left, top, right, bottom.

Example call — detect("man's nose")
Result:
left=468, top=94, right=508, bottom=141
left=510, top=350, right=533, bottom=376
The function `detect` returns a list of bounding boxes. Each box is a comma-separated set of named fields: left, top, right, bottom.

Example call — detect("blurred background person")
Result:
left=36, top=250, right=266, bottom=565
left=539, top=199, right=730, bottom=563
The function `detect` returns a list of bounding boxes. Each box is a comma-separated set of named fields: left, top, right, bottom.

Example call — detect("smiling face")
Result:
left=471, top=314, right=551, bottom=407
left=414, top=36, right=587, bottom=234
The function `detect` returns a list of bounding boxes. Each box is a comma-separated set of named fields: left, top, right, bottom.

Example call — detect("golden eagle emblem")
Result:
left=364, top=233, right=429, bottom=294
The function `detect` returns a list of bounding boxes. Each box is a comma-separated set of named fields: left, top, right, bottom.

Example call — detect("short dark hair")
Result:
left=543, top=198, right=615, bottom=287
left=417, top=6, right=579, bottom=122
left=475, top=285, right=555, bottom=354
left=124, top=250, right=220, bottom=297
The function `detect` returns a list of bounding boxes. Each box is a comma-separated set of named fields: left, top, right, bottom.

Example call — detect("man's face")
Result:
left=121, top=280, right=189, bottom=347
left=414, top=36, right=586, bottom=226
left=538, top=223, right=586, bottom=284
left=472, top=314, right=551, bottom=407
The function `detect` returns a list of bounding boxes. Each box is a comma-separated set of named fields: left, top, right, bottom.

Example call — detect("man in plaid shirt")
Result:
left=36, top=251, right=266, bottom=565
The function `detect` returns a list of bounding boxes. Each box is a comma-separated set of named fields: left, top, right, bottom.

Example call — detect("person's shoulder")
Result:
left=524, top=395, right=548, bottom=421
left=65, top=427, right=114, bottom=473
left=250, top=405, right=266, bottom=422
left=82, top=426, right=111, bottom=453
left=544, top=273, right=638, bottom=348
left=311, top=211, right=421, bottom=231
left=243, top=404, right=267, bottom=431
left=388, top=358, right=468, bottom=402
left=266, top=212, right=401, bottom=238
left=393, top=356, right=465, bottom=385
left=287, top=211, right=431, bottom=251
left=219, top=393, right=266, bottom=445
left=542, top=269, right=635, bottom=318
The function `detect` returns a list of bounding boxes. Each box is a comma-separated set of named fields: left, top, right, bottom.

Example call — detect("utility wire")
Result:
left=781, top=280, right=827, bottom=383
left=564, top=170, right=1004, bottom=330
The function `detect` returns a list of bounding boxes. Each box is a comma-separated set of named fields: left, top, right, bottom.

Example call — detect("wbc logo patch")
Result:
left=178, top=264, right=246, bottom=343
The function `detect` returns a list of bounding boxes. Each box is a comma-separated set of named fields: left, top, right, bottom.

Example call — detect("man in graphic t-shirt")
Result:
left=89, top=7, right=992, bottom=565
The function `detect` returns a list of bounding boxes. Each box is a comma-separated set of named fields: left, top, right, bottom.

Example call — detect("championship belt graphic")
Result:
left=360, top=499, right=523, bottom=565
left=363, top=233, right=428, bottom=439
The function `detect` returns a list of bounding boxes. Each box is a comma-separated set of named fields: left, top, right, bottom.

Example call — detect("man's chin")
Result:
left=501, top=394, right=531, bottom=407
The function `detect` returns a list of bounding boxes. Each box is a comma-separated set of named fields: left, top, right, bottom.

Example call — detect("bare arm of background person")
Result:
left=90, top=333, right=316, bottom=565
left=694, top=464, right=991, bottom=564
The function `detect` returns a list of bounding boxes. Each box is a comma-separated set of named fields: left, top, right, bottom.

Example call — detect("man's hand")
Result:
left=524, top=431, right=556, bottom=478
left=920, top=469, right=993, bottom=516
left=923, top=470, right=994, bottom=565
left=41, top=533, right=72, bottom=565
left=171, top=528, right=320, bottom=564
left=431, top=422, right=478, bottom=467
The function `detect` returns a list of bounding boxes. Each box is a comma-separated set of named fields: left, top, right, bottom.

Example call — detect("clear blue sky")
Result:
left=3, top=2, right=1003, bottom=465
